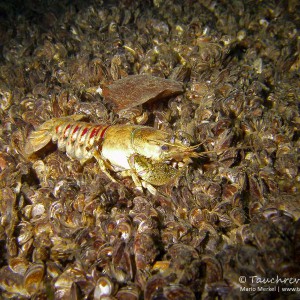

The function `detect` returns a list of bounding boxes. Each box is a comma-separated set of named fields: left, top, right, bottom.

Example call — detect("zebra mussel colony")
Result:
left=0, top=0, right=299, bottom=299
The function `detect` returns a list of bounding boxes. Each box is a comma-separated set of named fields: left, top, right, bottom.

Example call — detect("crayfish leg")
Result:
left=120, top=169, right=144, bottom=193
left=93, top=151, right=117, bottom=183
left=141, top=181, right=157, bottom=195
left=120, top=169, right=158, bottom=195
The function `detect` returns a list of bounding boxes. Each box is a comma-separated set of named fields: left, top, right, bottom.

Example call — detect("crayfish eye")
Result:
left=181, top=137, right=191, bottom=146
left=161, top=145, right=169, bottom=151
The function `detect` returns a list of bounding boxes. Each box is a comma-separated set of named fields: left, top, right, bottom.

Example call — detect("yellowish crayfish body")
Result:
left=25, top=115, right=198, bottom=195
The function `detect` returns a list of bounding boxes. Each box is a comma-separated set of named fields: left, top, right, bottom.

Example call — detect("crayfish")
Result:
left=25, top=115, right=198, bottom=195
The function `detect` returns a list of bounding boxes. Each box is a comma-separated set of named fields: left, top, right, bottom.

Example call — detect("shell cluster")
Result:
left=0, top=0, right=299, bottom=299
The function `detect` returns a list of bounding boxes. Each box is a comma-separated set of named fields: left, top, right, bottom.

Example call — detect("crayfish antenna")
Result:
left=194, top=145, right=253, bottom=158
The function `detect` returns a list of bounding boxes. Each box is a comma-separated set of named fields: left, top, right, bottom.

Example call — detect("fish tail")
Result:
left=25, top=115, right=85, bottom=156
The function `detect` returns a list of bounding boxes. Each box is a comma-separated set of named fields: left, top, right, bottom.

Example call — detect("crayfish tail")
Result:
left=25, top=115, right=86, bottom=156
left=25, top=121, right=54, bottom=156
